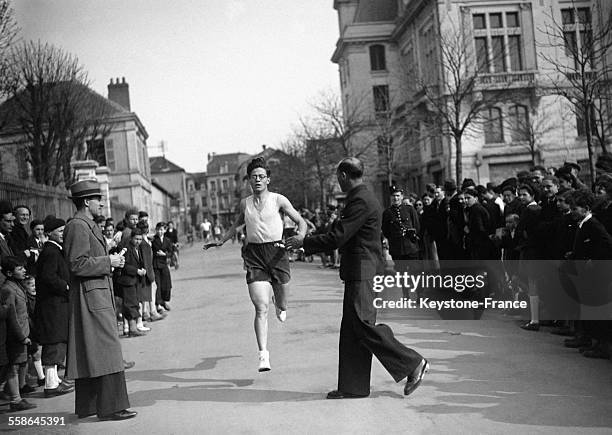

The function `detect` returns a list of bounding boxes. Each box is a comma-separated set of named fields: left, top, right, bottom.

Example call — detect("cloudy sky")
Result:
left=13, top=0, right=340, bottom=172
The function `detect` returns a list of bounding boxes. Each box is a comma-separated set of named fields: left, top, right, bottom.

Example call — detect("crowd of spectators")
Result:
left=0, top=202, right=178, bottom=412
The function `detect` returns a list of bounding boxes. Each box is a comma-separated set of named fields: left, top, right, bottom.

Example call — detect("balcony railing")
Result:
left=476, top=72, right=536, bottom=87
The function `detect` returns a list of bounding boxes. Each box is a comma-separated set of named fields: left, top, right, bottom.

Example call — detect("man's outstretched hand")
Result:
left=203, top=241, right=223, bottom=250
left=285, top=234, right=305, bottom=250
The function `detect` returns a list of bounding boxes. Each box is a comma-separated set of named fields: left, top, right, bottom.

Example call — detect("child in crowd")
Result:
left=152, top=222, right=173, bottom=313
left=22, top=275, right=45, bottom=391
left=0, top=257, right=35, bottom=411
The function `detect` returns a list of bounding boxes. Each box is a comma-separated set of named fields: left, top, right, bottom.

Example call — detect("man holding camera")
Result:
left=382, top=187, right=420, bottom=272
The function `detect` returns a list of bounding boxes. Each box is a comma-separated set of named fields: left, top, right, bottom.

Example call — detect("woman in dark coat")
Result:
left=35, top=218, right=74, bottom=396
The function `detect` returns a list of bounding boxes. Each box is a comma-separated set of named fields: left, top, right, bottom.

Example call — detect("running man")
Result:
left=205, top=157, right=307, bottom=372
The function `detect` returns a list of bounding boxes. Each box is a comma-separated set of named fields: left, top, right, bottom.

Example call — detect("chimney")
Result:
left=262, top=144, right=267, bottom=151
left=107, top=77, right=131, bottom=111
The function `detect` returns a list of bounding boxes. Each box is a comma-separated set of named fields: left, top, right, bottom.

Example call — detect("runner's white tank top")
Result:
left=244, top=192, right=283, bottom=243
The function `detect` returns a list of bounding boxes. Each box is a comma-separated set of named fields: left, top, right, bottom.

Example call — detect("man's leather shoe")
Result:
left=128, top=329, right=146, bottom=337
left=404, top=359, right=429, bottom=396
left=10, top=399, right=36, bottom=411
left=326, top=390, right=369, bottom=399
left=44, top=382, right=74, bottom=397
left=520, top=322, right=540, bottom=331
left=124, top=360, right=135, bottom=370
left=99, top=409, right=137, bottom=421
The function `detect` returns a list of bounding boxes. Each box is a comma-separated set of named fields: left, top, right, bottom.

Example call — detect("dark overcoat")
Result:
left=0, top=235, right=14, bottom=286
left=0, top=278, right=29, bottom=363
left=382, top=204, right=420, bottom=257
left=64, top=212, right=123, bottom=379
left=152, top=236, right=173, bottom=269
left=35, top=241, right=70, bottom=345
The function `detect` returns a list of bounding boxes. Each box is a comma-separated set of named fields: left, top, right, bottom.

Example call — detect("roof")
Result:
left=151, top=179, right=176, bottom=199
left=355, top=0, right=397, bottom=22
left=207, top=152, right=251, bottom=175
left=0, top=81, right=148, bottom=138
left=149, top=156, right=186, bottom=174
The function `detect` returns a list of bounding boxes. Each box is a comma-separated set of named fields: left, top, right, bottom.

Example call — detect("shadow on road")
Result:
left=126, top=356, right=252, bottom=386
left=130, top=386, right=322, bottom=406
left=390, top=323, right=612, bottom=429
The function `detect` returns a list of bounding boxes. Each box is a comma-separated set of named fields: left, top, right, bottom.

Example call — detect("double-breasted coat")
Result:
left=382, top=204, right=420, bottom=258
left=64, top=212, right=123, bottom=379
left=35, top=241, right=70, bottom=345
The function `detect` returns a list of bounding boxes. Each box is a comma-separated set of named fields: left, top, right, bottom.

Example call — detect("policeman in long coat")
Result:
left=63, top=180, right=137, bottom=421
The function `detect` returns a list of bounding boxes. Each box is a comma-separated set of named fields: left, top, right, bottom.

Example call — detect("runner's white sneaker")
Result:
left=276, top=307, right=287, bottom=322
left=258, top=350, right=271, bottom=372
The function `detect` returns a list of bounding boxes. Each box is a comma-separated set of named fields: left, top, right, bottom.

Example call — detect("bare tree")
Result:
left=0, top=0, right=18, bottom=116
left=412, top=21, right=515, bottom=186
left=3, top=40, right=112, bottom=187
left=309, top=89, right=372, bottom=158
left=503, top=97, right=560, bottom=166
left=540, top=0, right=612, bottom=185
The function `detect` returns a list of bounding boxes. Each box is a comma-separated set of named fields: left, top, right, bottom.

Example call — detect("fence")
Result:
left=0, top=176, right=75, bottom=219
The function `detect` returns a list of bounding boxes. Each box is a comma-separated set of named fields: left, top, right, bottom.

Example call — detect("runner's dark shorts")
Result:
left=242, top=241, right=291, bottom=285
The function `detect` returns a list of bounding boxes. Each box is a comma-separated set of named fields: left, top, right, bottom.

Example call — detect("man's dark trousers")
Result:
left=339, top=279, right=423, bottom=396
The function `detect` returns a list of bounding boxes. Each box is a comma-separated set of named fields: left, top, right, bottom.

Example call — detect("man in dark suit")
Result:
left=286, top=158, right=428, bottom=399
left=563, top=189, right=612, bottom=358
left=0, top=201, right=16, bottom=286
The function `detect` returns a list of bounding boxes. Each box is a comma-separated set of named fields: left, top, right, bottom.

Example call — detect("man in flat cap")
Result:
left=63, top=180, right=137, bottom=421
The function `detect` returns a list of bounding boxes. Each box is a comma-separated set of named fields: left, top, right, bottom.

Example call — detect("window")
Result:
left=17, top=148, right=29, bottom=179
left=419, top=25, right=437, bottom=83
left=475, top=37, right=489, bottom=72
left=473, top=14, right=486, bottom=30
left=189, top=197, right=195, bottom=208
left=210, top=181, right=216, bottom=191
left=472, top=11, right=524, bottom=73
left=561, top=7, right=593, bottom=68
left=484, top=107, right=504, bottom=144
left=509, top=105, right=529, bottom=142
left=105, top=139, right=115, bottom=171
left=222, top=179, right=228, bottom=192
left=369, top=45, right=386, bottom=71
left=201, top=196, right=207, bottom=207
left=86, top=139, right=106, bottom=166
left=373, top=85, right=390, bottom=114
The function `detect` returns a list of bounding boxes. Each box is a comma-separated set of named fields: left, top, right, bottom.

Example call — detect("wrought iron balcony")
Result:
left=476, top=72, right=536, bottom=89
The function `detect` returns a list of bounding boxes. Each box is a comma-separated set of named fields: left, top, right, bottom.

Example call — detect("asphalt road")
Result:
left=2, top=243, right=612, bottom=434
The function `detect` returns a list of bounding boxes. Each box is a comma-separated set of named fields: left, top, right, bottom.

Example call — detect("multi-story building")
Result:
left=0, top=77, right=153, bottom=212
left=332, top=0, right=610, bottom=194
left=205, top=152, right=251, bottom=227
left=186, top=171, right=209, bottom=229
left=149, top=155, right=188, bottom=233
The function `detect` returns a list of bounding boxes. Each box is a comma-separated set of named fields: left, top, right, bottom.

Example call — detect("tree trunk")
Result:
left=454, top=133, right=463, bottom=187
left=586, top=127, right=596, bottom=187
